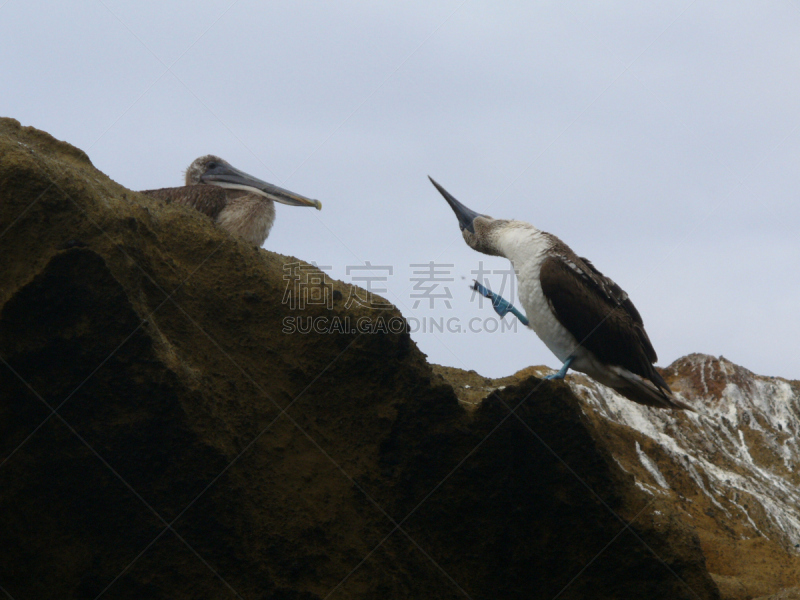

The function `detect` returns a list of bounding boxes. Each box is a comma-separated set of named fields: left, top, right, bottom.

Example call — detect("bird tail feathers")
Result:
left=613, top=370, right=694, bottom=411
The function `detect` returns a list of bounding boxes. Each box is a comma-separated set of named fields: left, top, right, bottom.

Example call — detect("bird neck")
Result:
left=216, top=194, right=276, bottom=246
left=493, top=222, right=548, bottom=264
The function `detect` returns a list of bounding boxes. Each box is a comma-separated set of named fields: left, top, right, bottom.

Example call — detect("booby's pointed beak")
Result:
left=200, top=162, right=322, bottom=210
left=428, top=176, right=482, bottom=233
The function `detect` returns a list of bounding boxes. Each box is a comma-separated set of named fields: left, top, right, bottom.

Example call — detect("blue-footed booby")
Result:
left=141, top=155, right=321, bottom=246
left=430, top=176, right=690, bottom=411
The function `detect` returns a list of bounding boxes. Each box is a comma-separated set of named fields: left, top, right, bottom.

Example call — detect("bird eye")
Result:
left=206, top=162, right=218, bottom=170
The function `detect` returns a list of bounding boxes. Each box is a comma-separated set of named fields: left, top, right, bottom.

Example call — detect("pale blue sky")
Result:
left=3, top=1, right=799, bottom=379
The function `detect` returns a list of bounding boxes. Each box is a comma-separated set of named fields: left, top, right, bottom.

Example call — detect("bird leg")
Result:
left=544, top=356, right=575, bottom=380
left=472, top=281, right=529, bottom=326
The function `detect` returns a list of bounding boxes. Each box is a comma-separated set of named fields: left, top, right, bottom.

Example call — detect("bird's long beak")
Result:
left=200, top=162, right=322, bottom=210
left=428, top=176, right=482, bottom=233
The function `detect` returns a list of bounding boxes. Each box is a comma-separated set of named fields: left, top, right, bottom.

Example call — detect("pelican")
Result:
left=430, top=177, right=690, bottom=410
left=141, top=155, right=321, bottom=246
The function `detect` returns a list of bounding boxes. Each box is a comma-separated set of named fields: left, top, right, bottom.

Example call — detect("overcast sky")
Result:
left=3, top=1, right=799, bottom=380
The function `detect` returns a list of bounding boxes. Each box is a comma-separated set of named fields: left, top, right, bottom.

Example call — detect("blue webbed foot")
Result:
left=472, top=281, right=529, bottom=326
left=544, top=356, right=575, bottom=380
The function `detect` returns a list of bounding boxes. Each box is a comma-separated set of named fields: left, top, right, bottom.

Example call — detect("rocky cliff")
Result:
left=1, top=118, right=797, bottom=599
left=435, top=355, right=800, bottom=599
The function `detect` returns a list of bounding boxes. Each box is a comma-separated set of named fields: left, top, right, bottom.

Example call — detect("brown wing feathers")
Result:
left=539, top=253, right=670, bottom=393
left=140, top=186, right=229, bottom=220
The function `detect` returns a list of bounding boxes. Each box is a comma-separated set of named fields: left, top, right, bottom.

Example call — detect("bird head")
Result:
left=185, top=155, right=322, bottom=210
left=429, top=176, right=506, bottom=257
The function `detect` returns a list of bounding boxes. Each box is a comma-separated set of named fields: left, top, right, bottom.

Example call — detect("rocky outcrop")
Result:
left=0, top=118, right=796, bottom=599
left=582, top=354, right=800, bottom=598
left=436, top=354, right=800, bottom=599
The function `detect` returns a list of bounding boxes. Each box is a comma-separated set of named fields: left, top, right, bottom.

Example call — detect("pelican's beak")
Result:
left=201, top=161, right=322, bottom=210
left=428, top=176, right=482, bottom=233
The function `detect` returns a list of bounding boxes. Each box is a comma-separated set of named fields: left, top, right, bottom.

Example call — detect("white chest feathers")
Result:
left=496, top=227, right=580, bottom=362
left=216, top=197, right=276, bottom=246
